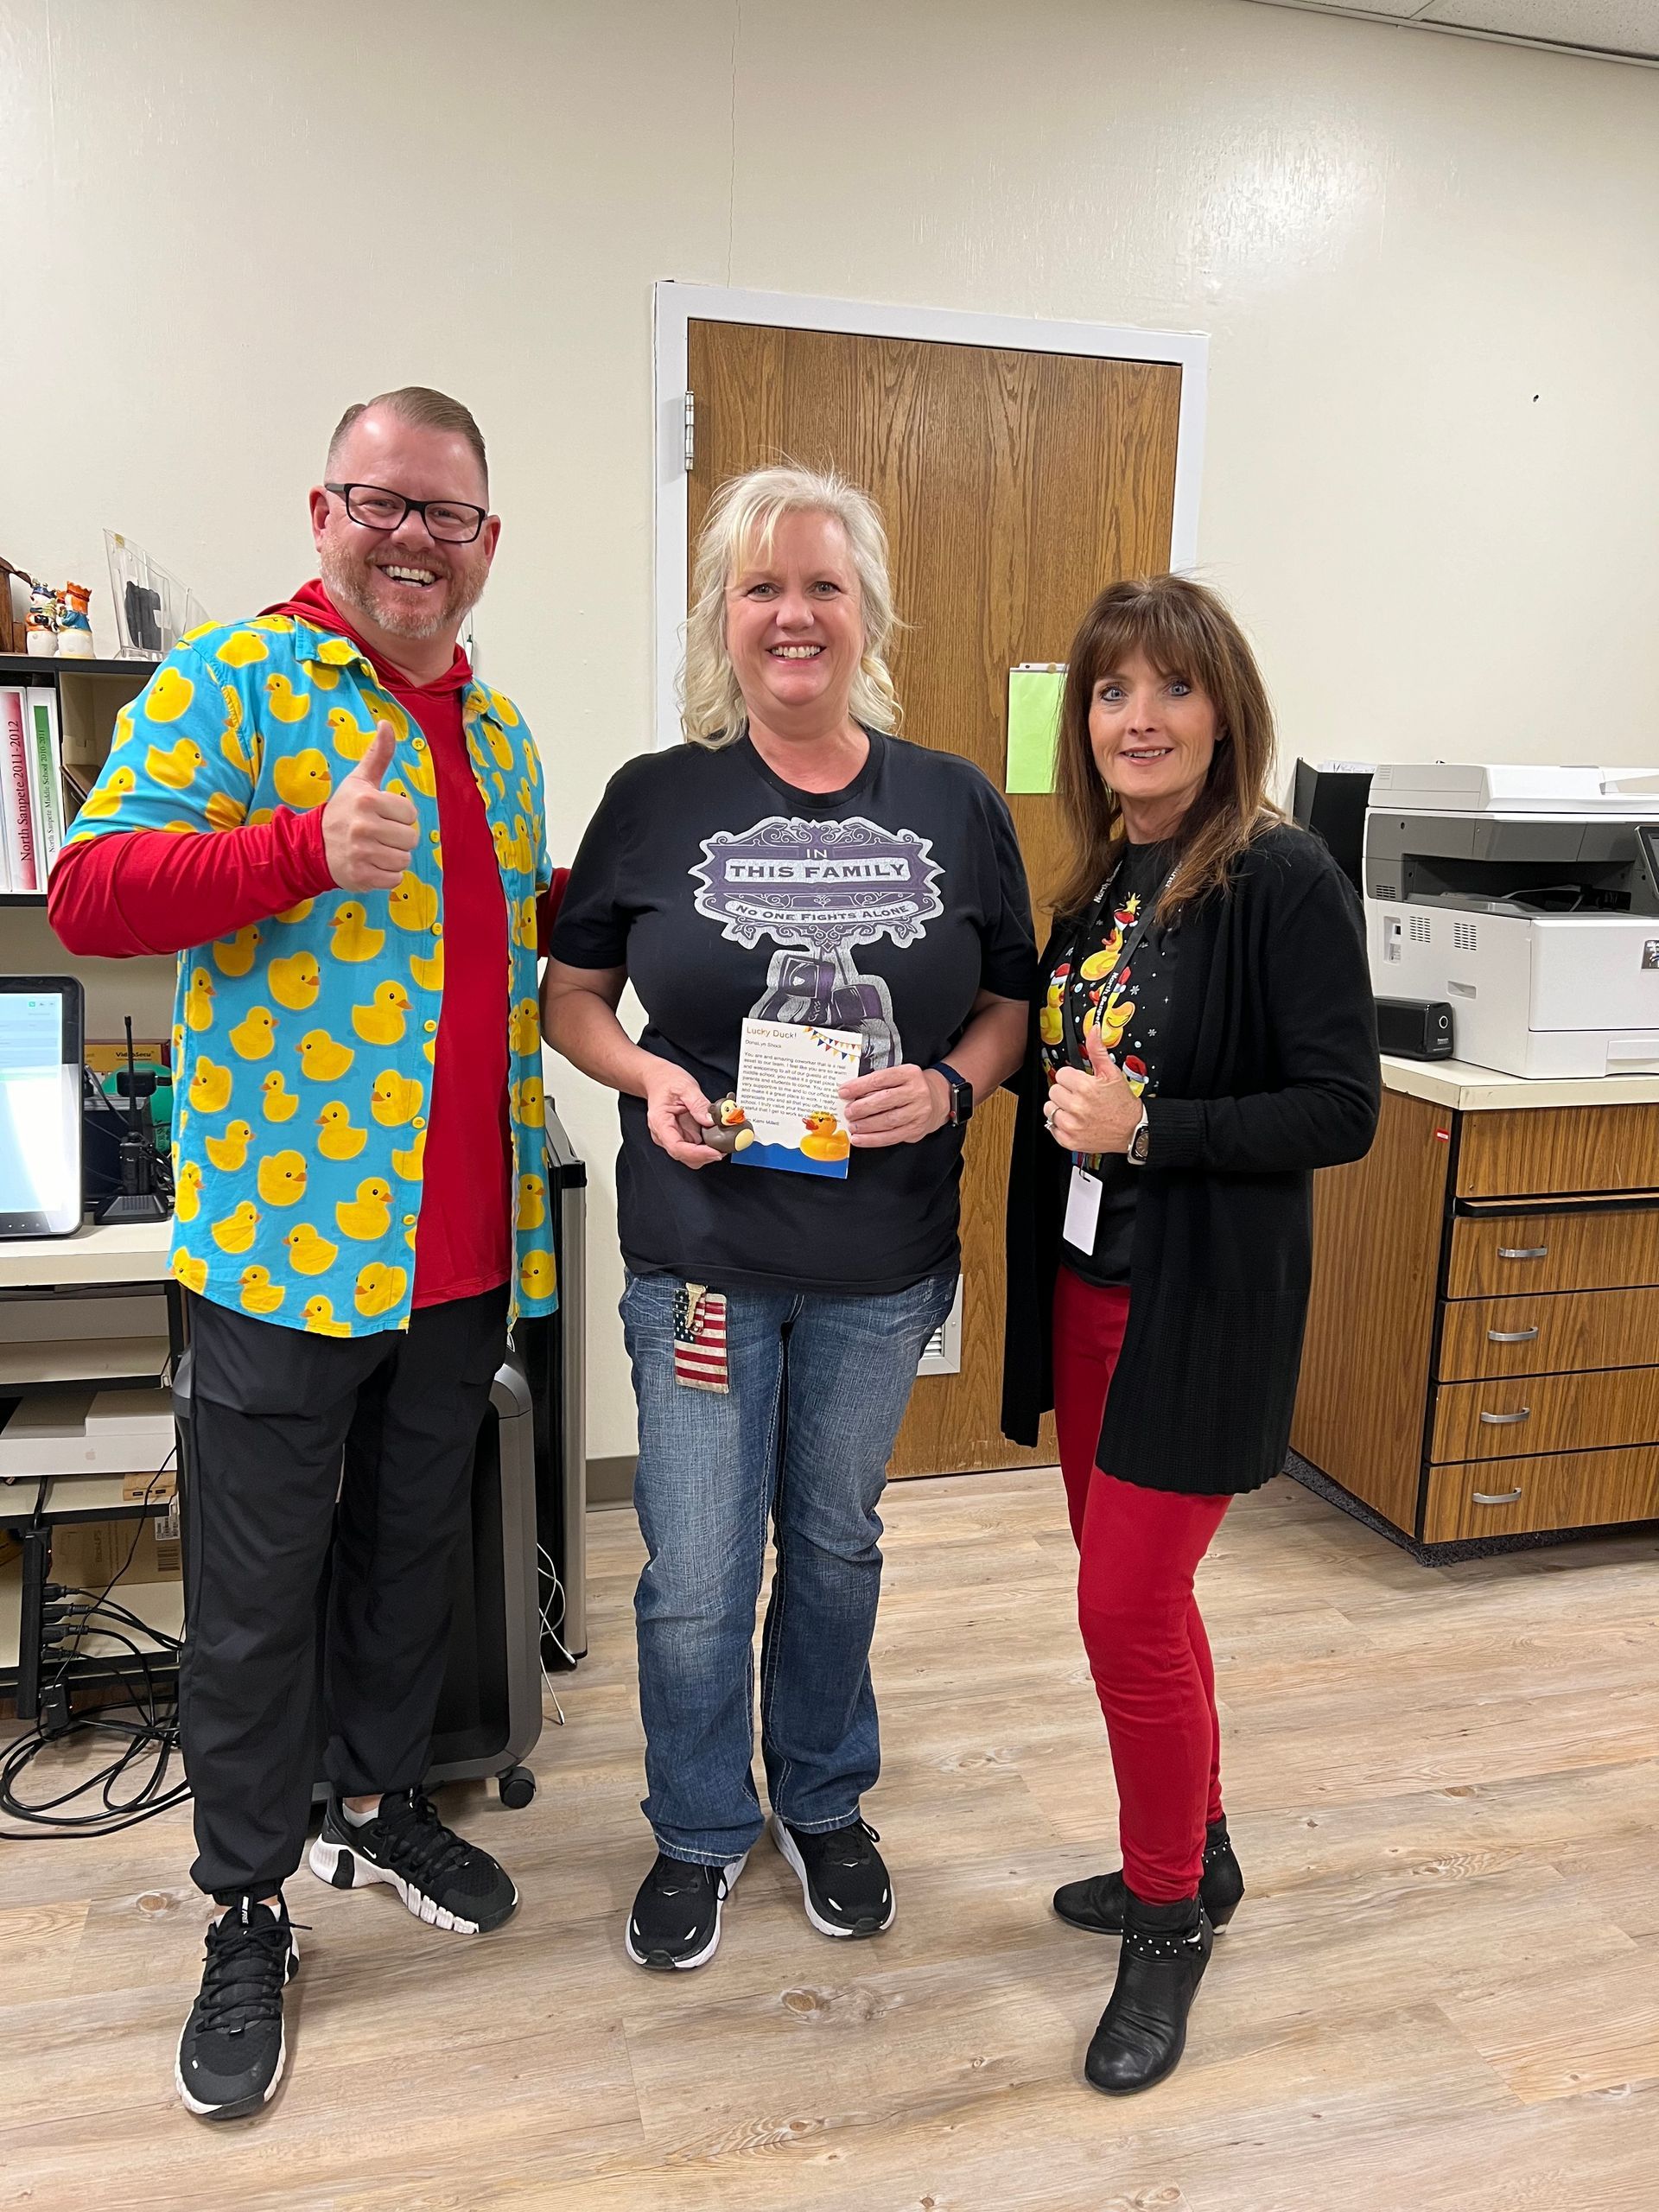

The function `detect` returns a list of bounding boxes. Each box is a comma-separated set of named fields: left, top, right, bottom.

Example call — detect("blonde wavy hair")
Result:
left=680, top=464, right=902, bottom=747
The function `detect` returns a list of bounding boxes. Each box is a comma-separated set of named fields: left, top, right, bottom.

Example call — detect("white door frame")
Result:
left=652, top=280, right=1209, bottom=751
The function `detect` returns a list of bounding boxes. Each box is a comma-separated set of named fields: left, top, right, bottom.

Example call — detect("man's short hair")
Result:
left=327, top=386, right=488, bottom=498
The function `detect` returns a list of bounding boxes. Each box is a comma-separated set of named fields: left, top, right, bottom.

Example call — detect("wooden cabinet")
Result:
left=1291, top=1077, right=1659, bottom=1554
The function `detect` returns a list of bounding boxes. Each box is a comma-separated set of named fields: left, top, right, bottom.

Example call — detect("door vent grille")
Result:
left=1453, top=920, right=1478, bottom=953
left=917, top=1279, right=963, bottom=1376
left=1409, top=914, right=1433, bottom=944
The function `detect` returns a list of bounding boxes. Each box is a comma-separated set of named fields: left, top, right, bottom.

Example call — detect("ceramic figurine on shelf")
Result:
left=56, top=579, right=94, bottom=658
left=25, top=578, right=58, bottom=657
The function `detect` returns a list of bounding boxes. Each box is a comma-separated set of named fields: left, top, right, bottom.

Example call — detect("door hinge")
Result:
left=683, top=391, right=696, bottom=474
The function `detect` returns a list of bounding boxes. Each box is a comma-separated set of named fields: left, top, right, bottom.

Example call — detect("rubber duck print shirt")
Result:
left=63, top=614, right=556, bottom=1338
left=1040, top=836, right=1178, bottom=1287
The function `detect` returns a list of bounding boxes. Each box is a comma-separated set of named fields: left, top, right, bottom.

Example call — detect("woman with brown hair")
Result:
left=1002, top=575, right=1378, bottom=2094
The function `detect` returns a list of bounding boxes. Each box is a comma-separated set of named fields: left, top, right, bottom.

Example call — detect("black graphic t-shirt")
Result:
left=1042, top=838, right=1179, bottom=1288
left=551, top=731, right=1037, bottom=1295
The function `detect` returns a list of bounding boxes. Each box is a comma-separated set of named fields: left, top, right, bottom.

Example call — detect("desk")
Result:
left=0, top=1218, right=173, bottom=1292
left=1291, top=1057, right=1659, bottom=1553
left=0, top=1220, right=180, bottom=1713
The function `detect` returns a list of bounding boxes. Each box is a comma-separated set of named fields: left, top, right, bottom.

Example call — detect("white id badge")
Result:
left=1063, top=1165, right=1103, bottom=1254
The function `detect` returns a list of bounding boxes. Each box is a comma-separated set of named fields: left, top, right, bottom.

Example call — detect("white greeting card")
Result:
left=734, top=1018, right=862, bottom=1179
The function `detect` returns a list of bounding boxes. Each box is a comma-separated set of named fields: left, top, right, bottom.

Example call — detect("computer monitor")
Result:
left=0, top=977, right=85, bottom=1239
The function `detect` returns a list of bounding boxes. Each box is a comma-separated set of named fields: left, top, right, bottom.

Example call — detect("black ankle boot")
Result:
left=1199, top=1818, right=1244, bottom=1928
left=1084, top=1891, right=1211, bottom=2095
left=1054, top=1819, right=1244, bottom=1936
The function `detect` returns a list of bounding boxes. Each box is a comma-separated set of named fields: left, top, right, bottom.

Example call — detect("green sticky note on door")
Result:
left=1007, top=667, right=1065, bottom=794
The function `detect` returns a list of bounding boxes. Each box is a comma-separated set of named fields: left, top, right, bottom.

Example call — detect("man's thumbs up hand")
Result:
left=322, top=720, right=420, bottom=891
left=353, top=722, right=397, bottom=791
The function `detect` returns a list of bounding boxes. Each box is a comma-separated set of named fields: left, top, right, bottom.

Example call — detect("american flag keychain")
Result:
left=673, top=1281, right=730, bottom=1393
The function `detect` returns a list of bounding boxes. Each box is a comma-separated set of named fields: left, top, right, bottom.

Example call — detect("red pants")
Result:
left=1052, top=1267, right=1230, bottom=1903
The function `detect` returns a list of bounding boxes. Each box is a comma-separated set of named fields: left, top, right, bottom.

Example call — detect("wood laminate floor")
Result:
left=3, top=1470, right=1658, bottom=2211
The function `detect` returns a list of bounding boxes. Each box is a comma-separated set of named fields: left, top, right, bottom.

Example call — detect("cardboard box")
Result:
left=51, top=1503, right=179, bottom=1592
left=85, top=1039, right=170, bottom=1078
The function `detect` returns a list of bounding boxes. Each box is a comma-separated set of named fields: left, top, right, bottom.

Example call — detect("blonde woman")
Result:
left=543, top=466, right=1033, bottom=1968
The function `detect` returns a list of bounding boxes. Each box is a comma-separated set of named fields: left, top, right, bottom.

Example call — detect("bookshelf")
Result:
left=0, top=652, right=150, bottom=906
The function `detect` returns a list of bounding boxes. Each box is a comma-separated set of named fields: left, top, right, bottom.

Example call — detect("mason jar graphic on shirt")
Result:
left=691, top=816, right=945, bottom=1072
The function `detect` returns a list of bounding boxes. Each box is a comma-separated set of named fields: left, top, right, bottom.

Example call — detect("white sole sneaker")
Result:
left=175, top=1932, right=299, bottom=2121
left=307, top=1834, right=515, bottom=1936
left=175, top=2024, right=287, bottom=2120
left=624, top=1851, right=748, bottom=1971
left=771, top=1815, right=896, bottom=1939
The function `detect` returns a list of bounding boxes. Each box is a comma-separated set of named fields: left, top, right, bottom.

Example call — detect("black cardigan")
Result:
left=1001, top=824, right=1381, bottom=1496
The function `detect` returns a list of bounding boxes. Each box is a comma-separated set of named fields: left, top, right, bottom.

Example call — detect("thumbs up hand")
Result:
left=1044, top=1026, right=1145, bottom=1154
left=321, top=721, right=420, bottom=891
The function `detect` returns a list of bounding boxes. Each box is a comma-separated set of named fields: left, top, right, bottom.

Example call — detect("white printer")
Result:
left=1363, top=764, right=1659, bottom=1078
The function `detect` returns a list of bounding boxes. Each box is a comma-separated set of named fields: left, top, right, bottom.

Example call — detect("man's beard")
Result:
left=318, top=539, right=488, bottom=643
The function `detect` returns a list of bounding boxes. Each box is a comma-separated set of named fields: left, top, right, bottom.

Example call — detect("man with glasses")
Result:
left=49, top=386, right=556, bottom=2122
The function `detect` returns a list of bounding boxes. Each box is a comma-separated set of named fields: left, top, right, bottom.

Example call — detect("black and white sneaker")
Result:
left=772, top=1815, right=894, bottom=1938
left=308, top=1786, right=518, bottom=1934
left=626, top=1850, right=747, bottom=1970
left=175, top=1895, right=300, bottom=2121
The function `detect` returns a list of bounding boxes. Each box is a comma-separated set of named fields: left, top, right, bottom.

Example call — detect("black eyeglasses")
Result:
left=324, top=481, right=489, bottom=543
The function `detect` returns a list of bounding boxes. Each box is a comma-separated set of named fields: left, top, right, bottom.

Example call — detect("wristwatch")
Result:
left=1126, top=1107, right=1152, bottom=1167
left=928, top=1060, right=975, bottom=1127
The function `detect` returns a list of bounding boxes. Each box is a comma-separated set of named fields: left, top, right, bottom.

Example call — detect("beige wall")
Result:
left=3, top=0, right=1656, bottom=1458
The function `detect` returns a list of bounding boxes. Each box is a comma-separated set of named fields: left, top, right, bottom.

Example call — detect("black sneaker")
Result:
left=308, top=1786, right=518, bottom=1934
left=175, top=1896, right=300, bottom=2121
left=1054, top=1819, right=1244, bottom=1937
left=626, top=1849, right=747, bottom=1970
left=772, top=1815, right=894, bottom=1938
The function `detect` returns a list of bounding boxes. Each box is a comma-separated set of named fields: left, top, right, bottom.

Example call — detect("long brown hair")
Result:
left=1052, top=574, right=1281, bottom=924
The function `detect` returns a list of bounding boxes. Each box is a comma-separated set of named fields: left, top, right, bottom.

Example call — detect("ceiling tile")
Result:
left=1277, top=3, right=1435, bottom=16
left=1420, top=0, right=1659, bottom=53
left=1243, top=0, right=1659, bottom=60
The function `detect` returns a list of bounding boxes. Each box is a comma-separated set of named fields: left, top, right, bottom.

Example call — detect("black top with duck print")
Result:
left=1041, top=837, right=1178, bottom=1287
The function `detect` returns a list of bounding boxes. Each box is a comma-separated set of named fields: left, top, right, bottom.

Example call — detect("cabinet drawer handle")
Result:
left=1497, top=1244, right=1548, bottom=1262
left=1472, top=1487, right=1524, bottom=1506
left=1478, top=1405, right=1532, bottom=1426
left=1487, top=1325, right=1540, bottom=1344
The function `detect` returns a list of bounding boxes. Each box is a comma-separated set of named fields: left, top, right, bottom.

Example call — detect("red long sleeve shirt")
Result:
left=49, top=582, right=556, bottom=1311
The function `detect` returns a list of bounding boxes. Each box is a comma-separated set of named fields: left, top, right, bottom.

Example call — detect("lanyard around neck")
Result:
left=1058, top=859, right=1175, bottom=1074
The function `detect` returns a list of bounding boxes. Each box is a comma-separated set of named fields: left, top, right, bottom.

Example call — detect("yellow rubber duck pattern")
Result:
left=63, top=616, right=556, bottom=1337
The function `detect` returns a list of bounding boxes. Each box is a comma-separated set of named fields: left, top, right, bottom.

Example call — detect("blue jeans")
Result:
left=620, top=1267, right=957, bottom=1866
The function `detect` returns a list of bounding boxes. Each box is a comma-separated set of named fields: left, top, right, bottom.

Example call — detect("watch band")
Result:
left=928, top=1060, right=974, bottom=1126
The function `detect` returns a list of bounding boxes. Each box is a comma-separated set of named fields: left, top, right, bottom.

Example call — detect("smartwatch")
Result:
left=928, top=1060, right=974, bottom=1128
left=1126, top=1107, right=1152, bottom=1167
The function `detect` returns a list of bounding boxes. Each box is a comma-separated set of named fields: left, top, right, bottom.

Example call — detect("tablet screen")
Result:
left=0, top=978, right=84, bottom=1238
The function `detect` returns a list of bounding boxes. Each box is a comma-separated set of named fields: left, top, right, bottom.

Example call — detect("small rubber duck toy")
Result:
left=698, top=1094, right=755, bottom=1156
left=800, top=1109, right=852, bottom=1163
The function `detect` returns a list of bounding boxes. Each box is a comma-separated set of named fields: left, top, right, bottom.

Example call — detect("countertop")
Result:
left=1381, top=1055, right=1659, bottom=1114
left=0, top=1218, right=173, bottom=1292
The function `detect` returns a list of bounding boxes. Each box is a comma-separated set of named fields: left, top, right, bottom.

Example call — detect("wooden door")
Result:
left=687, top=321, right=1183, bottom=1476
